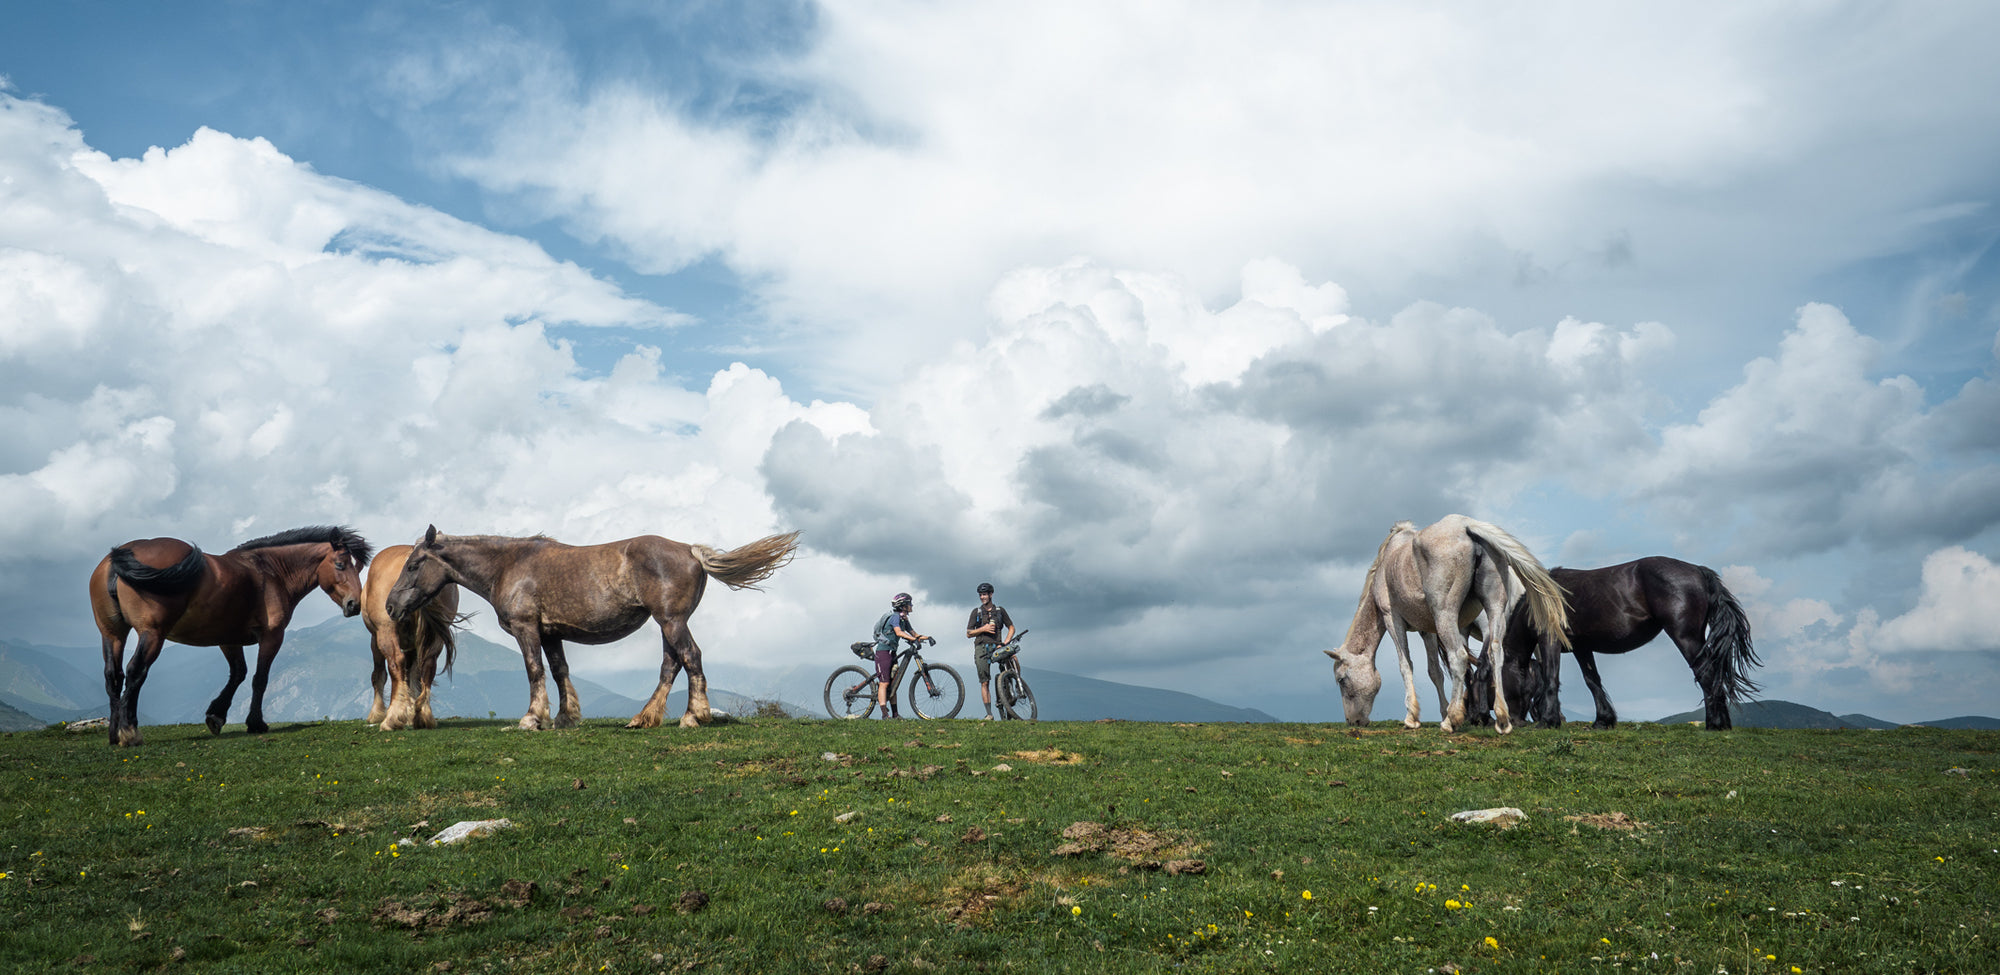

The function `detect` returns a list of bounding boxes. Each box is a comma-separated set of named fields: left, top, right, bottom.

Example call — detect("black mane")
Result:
left=231, top=525, right=373, bottom=568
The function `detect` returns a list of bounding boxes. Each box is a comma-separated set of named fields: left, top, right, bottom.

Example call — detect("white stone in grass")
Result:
left=1449, top=807, right=1526, bottom=827
left=428, top=819, right=514, bottom=846
left=835, top=811, right=860, bottom=824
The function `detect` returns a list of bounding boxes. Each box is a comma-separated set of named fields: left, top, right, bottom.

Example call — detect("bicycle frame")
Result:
left=846, top=638, right=941, bottom=700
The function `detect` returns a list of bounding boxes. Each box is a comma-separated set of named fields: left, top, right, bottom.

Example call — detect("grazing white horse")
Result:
left=1324, top=515, right=1569, bottom=734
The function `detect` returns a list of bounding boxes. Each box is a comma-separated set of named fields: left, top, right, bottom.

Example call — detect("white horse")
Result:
left=1323, top=515, right=1569, bottom=734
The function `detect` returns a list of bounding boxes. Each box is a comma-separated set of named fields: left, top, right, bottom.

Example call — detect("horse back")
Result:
left=99, top=539, right=268, bottom=645
left=499, top=535, right=696, bottom=642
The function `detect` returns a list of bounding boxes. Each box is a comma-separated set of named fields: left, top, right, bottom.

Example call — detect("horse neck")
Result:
left=1336, top=567, right=1388, bottom=657
left=438, top=535, right=529, bottom=600
left=247, top=543, right=332, bottom=604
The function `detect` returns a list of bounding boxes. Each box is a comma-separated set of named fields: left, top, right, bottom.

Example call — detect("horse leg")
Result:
left=1574, top=650, right=1616, bottom=729
left=1386, top=622, right=1422, bottom=729
left=679, top=623, right=711, bottom=728
left=1535, top=634, right=1566, bottom=728
left=100, top=629, right=129, bottom=746
left=414, top=641, right=439, bottom=729
left=512, top=627, right=553, bottom=730
left=1419, top=632, right=1449, bottom=720
left=382, top=631, right=418, bottom=732
left=206, top=645, right=249, bottom=735
left=1669, top=630, right=1730, bottom=730
left=117, top=632, right=169, bottom=747
left=628, top=619, right=688, bottom=730
left=366, top=631, right=390, bottom=726
left=542, top=637, right=582, bottom=728
left=244, top=636, right=283, bottom=735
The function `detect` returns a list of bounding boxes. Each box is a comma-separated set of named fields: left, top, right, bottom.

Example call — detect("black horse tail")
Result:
left=108, top=544, right=208, bottom=594
left=1698, top=566, right=1760, bottom=703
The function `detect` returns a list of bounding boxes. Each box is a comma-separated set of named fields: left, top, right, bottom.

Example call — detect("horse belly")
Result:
left=543, top=606, right=651, bottom=645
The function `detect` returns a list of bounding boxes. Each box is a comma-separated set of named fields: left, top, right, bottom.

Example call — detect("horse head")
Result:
left=1323, top=647, right=1381, bottom=726
left=316, top=528, right=372, bottom=618
left=386, top=525, right=454, bottom=623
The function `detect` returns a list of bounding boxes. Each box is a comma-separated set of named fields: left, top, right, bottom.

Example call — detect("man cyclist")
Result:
left=873, top=593, right=928, bottom=719
left=965, top=582, right=1016, bottom=720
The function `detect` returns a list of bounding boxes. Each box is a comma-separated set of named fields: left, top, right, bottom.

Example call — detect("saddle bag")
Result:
left=850, top=641, right=875, bottom=660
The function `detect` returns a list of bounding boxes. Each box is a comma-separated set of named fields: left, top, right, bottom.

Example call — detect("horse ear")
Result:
left=1323, top=649, right=1340, bottom=660
left=423, top=524, right=438, bottom=546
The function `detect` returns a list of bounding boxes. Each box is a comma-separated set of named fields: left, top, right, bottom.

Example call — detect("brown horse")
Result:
left=385, top=526, right=799, bottom=730
left=361, top=544, right=465, bottom=731
left=88, top=526, right=372, bottom=747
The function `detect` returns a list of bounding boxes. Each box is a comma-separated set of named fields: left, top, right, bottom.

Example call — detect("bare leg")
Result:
left=208, top=645, right=248, bottom=735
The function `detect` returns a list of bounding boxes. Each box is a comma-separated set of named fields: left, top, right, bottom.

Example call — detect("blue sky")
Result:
left=3, top=1, right=1998, bottom=724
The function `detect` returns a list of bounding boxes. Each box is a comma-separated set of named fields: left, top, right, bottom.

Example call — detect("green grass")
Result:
left=2, top=717, right=1994, bottom=973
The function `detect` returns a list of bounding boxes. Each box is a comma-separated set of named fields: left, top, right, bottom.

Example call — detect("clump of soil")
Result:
left=1565, top=812, right=1649, bottom=831
left=1052, top=821, right=1203, bottom=871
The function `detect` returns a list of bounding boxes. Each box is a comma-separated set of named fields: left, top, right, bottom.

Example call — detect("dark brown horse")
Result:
left=385, top=526, right=799, bottom=730
left=1468, top=556, right=1758, bottom=730
left=88, top=526, right=372, bottom=746
left=361, top=544, right=464, bottom=731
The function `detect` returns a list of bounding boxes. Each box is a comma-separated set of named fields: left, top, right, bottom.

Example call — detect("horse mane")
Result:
left=1337, top=521, right=1416, bottom=653
left=231, top=525, right=374, bottom=568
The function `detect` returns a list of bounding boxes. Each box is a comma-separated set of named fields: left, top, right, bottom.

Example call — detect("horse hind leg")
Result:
left=99, top=629, right=129, bottom=746
left=206, top=645, right=249, bottom=736
left=1573, top=650, right=1617, bottom=729
left=629, top=616, right=705, bottom=729
left=117, top=633, right=170, bottom=747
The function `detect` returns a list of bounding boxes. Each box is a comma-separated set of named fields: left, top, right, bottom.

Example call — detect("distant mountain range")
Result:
left=1652, top=699, right=2000, bottom=730
left=0, top=619, right=1276, bottom=728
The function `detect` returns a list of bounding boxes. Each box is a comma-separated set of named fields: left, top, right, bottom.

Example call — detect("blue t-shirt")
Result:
left=873, top=611, right=905, bottom=654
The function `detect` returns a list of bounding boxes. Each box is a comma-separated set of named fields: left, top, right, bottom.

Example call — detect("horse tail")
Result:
left=690, top=531, right=802, bottom=591
left=1698, top=566, right=1761, bottom=702
left=1463, top=522, right=1570, bottom=650
left=107, top=544, right=208, bottom=595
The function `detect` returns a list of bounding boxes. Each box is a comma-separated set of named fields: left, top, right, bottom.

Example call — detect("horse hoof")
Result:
left=518, top=715, right=544, bottom=731
left=116, top=728, right=144, bottom=747
left=246, top=721, right=269, bottom=735
left=1402, top=719, right=1422, bottom=730
left=205, top=714, right=224, bottom=736
left=678, top=713, right=702, bottom=729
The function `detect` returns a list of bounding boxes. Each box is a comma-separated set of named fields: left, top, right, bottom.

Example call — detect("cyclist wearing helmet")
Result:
left=872, top=593, right=928, bottom=719
left=965, top=582, right=1016, bottom=720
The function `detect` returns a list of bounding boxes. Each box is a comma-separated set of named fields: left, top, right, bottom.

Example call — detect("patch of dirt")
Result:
left=1565, top=812, right=1649, bottom=831
left=940, top=868, right=1027, bottom=926
left=368, top=880, right=537, bottom=932
left=1052, top=821, right=1204, bottom=869
left=1010, top=749, right=1085, bottom=765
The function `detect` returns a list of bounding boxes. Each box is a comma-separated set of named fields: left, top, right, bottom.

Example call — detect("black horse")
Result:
left=1469, top=557, right=1757, bottom=730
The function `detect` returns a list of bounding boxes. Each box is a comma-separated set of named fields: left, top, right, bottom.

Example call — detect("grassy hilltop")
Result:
left=1, top=718, right=1993, bottom=974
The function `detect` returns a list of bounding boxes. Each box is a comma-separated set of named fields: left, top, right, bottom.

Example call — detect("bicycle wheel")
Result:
left=907, top=663, right=964, bottom=719
left=999, top=670, right=1038, bottom=721
left=823, top=665, right=878, bottom=719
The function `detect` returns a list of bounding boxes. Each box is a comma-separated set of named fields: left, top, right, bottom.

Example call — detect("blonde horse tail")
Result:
left=1464, top=522, right=1571, bottom=650
left=690, top=531, right=802, bottom=591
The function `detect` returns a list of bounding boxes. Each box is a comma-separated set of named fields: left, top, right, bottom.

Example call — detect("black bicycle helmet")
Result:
left=892, top=592, right=913, bottom=611
left=976, top=582, right=994, bottom=595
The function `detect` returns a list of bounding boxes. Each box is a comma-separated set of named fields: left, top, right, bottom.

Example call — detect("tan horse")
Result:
left=88, top=526, right=371, bottom=746
left=1323, top=515, right=1568, bottom=734
left=386, top=526, right=799, bottom=730
left=361, top=544, right=464, bottom=731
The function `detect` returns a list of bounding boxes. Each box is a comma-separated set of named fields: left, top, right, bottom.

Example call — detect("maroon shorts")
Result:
left=874, top=648, right=895, bottom=683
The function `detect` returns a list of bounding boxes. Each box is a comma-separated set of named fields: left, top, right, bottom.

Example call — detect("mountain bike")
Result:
left=825, top=636, right=965, bottom=720
left=990, top=629, right=1036, bottom=721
